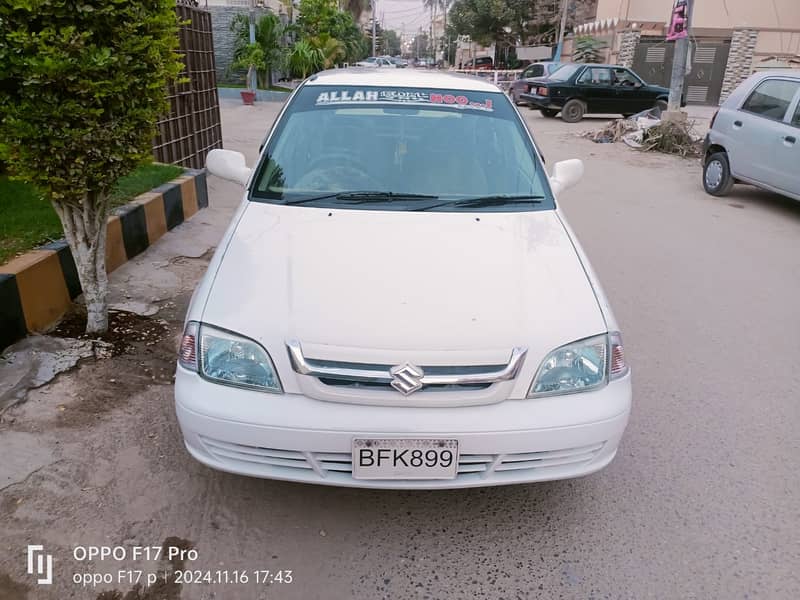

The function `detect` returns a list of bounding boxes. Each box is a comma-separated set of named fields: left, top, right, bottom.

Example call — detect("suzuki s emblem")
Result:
left=390, top=363, right=425, bottom=395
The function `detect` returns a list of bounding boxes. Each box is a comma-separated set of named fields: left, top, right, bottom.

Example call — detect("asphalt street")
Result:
left=0, top=98, right=798, bottom=600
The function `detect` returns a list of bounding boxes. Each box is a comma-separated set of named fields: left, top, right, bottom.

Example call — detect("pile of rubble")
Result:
left=583, top=108, right=703, bottom=158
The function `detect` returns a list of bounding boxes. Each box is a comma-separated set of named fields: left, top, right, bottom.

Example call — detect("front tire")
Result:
left=561, top=99, right=585, bottom=123
left=540, top=108, right=559, bottom=118
left=655, top=99, right=668, bottom=113
left=703, top=152, right=735, bottom=196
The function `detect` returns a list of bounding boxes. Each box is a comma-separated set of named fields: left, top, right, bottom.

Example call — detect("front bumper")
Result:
left=175, top=367, right=631, bottom=489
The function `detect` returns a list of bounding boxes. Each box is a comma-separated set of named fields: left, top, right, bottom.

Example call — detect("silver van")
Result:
left=703, top=70, right=800, bottom=201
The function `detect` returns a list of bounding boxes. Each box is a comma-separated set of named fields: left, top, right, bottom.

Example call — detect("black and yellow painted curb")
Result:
left=0, top=169, right=208, bottom=350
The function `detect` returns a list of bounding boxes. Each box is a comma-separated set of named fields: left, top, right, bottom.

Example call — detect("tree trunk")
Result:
left=266, top=65, right=273, bottom=90
left=52, top=192, right=110, bottom=334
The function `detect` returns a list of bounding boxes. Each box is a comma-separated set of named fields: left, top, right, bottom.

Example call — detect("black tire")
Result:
left=703, top=152, right=735, bottom=196
left=561, top=99, right=585, bottom=123
left=540, top=108, right=559, bottom=118
left=655, top=99, right=668, bottom=113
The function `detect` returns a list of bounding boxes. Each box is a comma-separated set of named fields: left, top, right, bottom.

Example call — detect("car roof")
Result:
left=305, top=68, right=502, bottom=92
left=722, top=69, right=800, bottom=107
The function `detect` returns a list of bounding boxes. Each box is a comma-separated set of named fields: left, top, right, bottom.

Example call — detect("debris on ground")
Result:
left=583, top=108, right=703, bottom=157
left=51, top=308, right=170, bottom=356
left=0, top=336, right=101, bottom=412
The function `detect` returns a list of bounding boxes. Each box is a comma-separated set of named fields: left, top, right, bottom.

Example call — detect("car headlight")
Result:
left=178, top=321, right=282, bottom=393
left=528, top=333, right=628, bottom=398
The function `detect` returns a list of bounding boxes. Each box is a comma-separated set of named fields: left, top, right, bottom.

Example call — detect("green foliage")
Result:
left=0, top=0, right=184, bottom=205
left=382, top=29, right=401, bottom=56
left=230, top=13, right=287, bottom=89
left=231, top=42, right=267, bottom=90
left=310, top=33, right=346, bottom=70
left=573, top=36, right=607, bottom=64
left=288, top=40, right=323, bottom=79
left=296, top=0, right=368, bottom=65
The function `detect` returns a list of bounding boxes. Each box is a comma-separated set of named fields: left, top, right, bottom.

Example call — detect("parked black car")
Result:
left=520, top=63, right=677, bottom=122
left=509, top=62, right=564, bottom=105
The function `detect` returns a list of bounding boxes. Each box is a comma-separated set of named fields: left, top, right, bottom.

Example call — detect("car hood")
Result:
left=202, top=203, right=606, bottom=359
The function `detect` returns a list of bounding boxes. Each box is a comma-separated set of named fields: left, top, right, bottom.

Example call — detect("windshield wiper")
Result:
left=415, top=195, right=545, bottom=211
left=284, top=191, right=438, bottom=206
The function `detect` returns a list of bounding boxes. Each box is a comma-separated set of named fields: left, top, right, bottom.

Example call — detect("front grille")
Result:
left=318, top=378, right=491, bottom=392
left=199, top=436, right=604, bottom=481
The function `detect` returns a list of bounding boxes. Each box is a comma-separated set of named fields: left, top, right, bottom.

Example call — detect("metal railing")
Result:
left=450, top=69, right=523, bottom=91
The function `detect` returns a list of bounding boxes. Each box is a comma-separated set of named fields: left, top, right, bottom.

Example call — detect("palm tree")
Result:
left=288, top=40, right=322, bottom=78
left=231, top=13, right=286, bottom=89
left=311, top=33, right=346, bottom=69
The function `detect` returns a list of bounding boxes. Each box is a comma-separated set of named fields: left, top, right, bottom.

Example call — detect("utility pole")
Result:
left=668, top=0, right=694, bottom=112
left=249, top=0, right=257, bottom=90
left=554, top=0, right=569, bottom=61
left=372, top=0, right=377, bottom=56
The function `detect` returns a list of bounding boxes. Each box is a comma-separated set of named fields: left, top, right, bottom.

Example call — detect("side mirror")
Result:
left=549, top=159, right=584, bottom=195
left=206, top=149, right=252, bottom=186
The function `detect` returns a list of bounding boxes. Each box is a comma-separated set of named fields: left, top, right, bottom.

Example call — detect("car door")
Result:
left=773, top=91, right=800, bottom=196
left=611, top=67, right=651, bottom=113
left=575, top=66, right=614, bottom=113
left=727, top=77, right=800, bottom=190
left=512, top=65, right=537, bottom=97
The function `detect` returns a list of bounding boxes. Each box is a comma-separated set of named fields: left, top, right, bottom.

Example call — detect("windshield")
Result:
left=252, top=85, right=553, bottom=212
left=548, top=64, right=581, bottom=81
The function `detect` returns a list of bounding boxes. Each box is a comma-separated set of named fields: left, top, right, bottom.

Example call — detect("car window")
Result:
left=252, top=85, right=554, bottom=212
left=741, top=79, right=800, bottom=121
left=528, top=65, right=544, bottom=77
left=577, top=67, right=611, bottom=85
left=612, top=68, right=642, bottom=87
left=793, top=101, right=800, bottom=127
left=548, top=64, right=580, bottom=81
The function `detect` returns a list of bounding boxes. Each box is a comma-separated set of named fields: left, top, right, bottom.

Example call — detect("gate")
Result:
left=153, top=0, right=223, bottom=169
left=632, top=38, right=674, bottom=88
left=684, top=41, right=731, bottom=105
left=632, top=37, right=731, bottom=105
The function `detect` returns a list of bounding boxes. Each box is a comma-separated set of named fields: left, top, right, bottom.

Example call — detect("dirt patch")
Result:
left=51, top=309, right=170, bottom=356
left=95, top=537, right=193, bottom=600
left=0, top=572, right=29, bottom=600
left=29, top=308, right=183, bottom=429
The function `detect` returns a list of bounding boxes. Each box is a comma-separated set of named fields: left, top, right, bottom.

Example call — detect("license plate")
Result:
left=352, top=438, right=459, bottom=480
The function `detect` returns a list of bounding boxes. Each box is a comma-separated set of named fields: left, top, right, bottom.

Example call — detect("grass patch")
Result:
left=0, top=178, right=62, bottom=265
left=0, top=163, right=184, bottom=265
left=108, top=163, right=183, bottom=208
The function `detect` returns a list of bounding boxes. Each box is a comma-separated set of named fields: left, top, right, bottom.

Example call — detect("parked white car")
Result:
left=355, top=56, right=396, bottom=68
left=703, top=70, right=800, bottom=201
left=176, top=69, right=632, bottom=489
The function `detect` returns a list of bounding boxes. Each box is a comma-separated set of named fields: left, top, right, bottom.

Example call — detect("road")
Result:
left=1, top=98, right=798, bottom=600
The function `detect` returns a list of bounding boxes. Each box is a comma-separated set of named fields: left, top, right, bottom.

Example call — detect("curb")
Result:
left=0, top=168, right=208, bottom=350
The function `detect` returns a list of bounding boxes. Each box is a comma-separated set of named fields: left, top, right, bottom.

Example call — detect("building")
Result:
left=569, top=0, right=800, bottom=105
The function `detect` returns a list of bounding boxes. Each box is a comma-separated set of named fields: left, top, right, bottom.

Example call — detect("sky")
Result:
left=377, top=0, right=433, bottom=35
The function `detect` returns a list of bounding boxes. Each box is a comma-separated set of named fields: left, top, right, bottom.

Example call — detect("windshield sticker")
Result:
left=315, top=90, right=494, bottom=112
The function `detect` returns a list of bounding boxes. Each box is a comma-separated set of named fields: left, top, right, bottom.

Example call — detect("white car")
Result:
left=176, top=69, right=632, bottom=489
left=355, top=56, right=396, bottom=68
left=703, top=70, right=800, bottom=201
